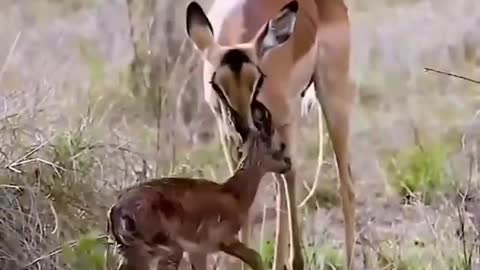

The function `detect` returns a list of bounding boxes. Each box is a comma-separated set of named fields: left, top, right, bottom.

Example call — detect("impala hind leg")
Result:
left=314, top=60, right=356, bottom=269
left=220, top=241, right=265, bottom=270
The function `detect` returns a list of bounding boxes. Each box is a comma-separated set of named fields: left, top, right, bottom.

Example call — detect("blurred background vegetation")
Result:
left=0, top=0, right=479, bottom=269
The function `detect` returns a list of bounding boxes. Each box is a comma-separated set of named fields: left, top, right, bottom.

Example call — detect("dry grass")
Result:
left=1, top=0, right=480, bottom=269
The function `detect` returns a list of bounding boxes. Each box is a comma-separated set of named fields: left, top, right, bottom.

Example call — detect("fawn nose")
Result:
left=280, top=157, right=292, bottom=174
left=284, top=157, right=292, bottom=166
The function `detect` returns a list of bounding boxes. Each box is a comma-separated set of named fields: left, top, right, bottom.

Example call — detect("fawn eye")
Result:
left=121, top=215, right=136, bottom=232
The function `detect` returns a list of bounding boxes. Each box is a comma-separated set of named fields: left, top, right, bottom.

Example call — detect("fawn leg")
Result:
left=220, top=241, right=265, bottom=270
left=117, top=246, right=153, bottom=270
left=187, top=252, right=207, bottom=270
left=154, top=246, right=184, bottom=270
left=214, top=110, right=251, bottom=270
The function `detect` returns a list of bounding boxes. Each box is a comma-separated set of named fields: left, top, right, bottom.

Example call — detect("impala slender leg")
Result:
left=273, top=172, right=304, bottom=270
left=272, top=123, right=304, bottom=270
left=314, top=40, right=356, bottom=269
left=283, top=170, right=303, bottom=270
left=272, top=174, right=289, bottom=270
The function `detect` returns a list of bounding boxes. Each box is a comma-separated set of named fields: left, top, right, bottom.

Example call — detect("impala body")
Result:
left=186, top=0, right=356, bottom=269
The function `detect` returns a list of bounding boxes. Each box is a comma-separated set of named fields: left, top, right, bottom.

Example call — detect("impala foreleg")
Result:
left=314, top=59, right=356, bottom=269
left=272, top=124, right=304, bottom=270
left=272, top=173, right=289, bottom=270
left=283, top=170, right=304, bottom=270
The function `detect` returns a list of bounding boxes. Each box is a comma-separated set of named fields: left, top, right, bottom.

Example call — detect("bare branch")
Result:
left=424, top=67, right=480, bottom=84
left=0, top=32, right=21, bottom=84
left=5, top=138, right=57, bottom=173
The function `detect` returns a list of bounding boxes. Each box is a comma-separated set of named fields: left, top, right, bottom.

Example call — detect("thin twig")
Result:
left=46, top=198, right=59, bottom=235
left=0, top=184, right=24, bottom=190
left=0, top=32, right=21, bottom=84
left=23, top=239, right=77, bottom=269
left=424, top=67, right=480, bottom=84
left=7, top=158, right=66, bottom=177
left=5, top=138, right=54, bottom=170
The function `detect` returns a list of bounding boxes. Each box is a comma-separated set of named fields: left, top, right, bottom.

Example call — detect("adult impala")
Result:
left=186, top=0, right=356, bottom=269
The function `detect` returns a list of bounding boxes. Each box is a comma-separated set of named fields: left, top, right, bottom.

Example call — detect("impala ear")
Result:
left=253, top=0, right=298, bottom=59
left=186, top=2, right=216, bottom=57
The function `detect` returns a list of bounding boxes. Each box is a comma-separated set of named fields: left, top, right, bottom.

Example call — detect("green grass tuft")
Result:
left=386, top=143, right=451, bottom=204
left=304, top=243, right=344, bottom=270
left=62, top=233, right=111, bottom=270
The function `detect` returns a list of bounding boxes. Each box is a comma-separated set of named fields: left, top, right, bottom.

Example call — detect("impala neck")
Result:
left=223, top=159, right=265, bottom=210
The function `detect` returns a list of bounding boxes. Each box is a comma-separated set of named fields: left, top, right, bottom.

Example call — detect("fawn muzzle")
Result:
left=108, top=205, right=140, bottom=247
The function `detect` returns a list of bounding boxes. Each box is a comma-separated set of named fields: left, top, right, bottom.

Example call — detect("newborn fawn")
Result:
left=107, top=103, right=291, bottom=270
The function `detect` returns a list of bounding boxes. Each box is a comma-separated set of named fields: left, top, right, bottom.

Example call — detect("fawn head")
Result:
left=186, top=0, right=299, bottom=141
left=237, top=101, right=291, bottom=174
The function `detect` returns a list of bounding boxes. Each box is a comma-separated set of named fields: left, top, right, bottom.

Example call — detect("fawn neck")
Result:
left=223, top=157, right=265, bottom=210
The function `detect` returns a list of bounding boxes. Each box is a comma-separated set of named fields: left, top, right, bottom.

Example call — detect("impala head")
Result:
left=237, top=103, right=291, bottom=174
left=186, top=0, right=299, bottom=140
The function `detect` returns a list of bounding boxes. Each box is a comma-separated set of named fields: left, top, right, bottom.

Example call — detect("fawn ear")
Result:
left=253, top=0, right=298, bottom=59
left=186, top=2, right=218, bottom=60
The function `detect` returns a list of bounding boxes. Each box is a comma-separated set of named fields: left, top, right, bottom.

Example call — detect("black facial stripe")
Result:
left=300, top=76, right=314, bottom=98
left=220, top=49, right=251, bottom=76
left=251, top=67, right=266, bottom=101
left=210, top=73, right=249, bottom=141
left=210, top=72, right=233, bottom=112
left=230, top=110, right=249, bottom=142
left=210, top=65, right=267, bottom=142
